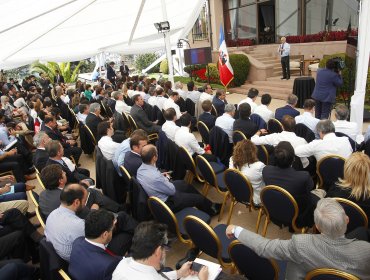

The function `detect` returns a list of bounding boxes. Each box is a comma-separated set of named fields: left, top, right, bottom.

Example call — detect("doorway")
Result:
left=258, top=0, right=275, bottom=44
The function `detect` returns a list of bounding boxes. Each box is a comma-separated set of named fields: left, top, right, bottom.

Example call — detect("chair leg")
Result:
left=227, top=200, right=235, bottom=225
left=262, top=217, right=269, bottom=237
left=256, top=208, right=264, bottom=233
left=218, top=193, right=229, bottom=222
left=203, top=183, right=210, bottom=196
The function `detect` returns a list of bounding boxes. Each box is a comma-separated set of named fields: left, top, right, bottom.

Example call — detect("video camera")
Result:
left=331, top=57, right=345, bottom=73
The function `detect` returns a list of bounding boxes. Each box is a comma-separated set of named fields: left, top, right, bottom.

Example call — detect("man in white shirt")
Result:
left=215, top=103, right=236, bottom=143
left=251, top=115, right=309, bottom=168
left=237, top=88, right=258, bottom=113
left=163, top=91, right=182, bottom=119
left=199, top=84, right=214, bottom=104
left=278, top=36, right=291, bottom=80
left=155, top=87, right=167, bottom=111
left=175, top=81, right=187, bottom=100
left=76, top=104, right=89, bottom=124
left=295, top=120, right=353, bottom=161
left=333, top=104, right=364, bottom=144
left=162, top=108, right=180, bottom=141
left=295, top=99, right=319, bottom=133
left=112, top=221, right=208, bottom=280
left=114, top=91, right=131, bottom=114
left=97, top=121, right=121, bottom=160
left=254, top=93, right=274, bottom=123
left=186, top=81, right=201, bottom=104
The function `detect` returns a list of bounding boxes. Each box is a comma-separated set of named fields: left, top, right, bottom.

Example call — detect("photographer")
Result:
left=311, top=58, right=343, bottom=119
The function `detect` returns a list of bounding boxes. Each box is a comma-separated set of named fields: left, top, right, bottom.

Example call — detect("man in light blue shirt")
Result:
left=112, top=138, right=131, bottom=176
left=45, top=184, right=87, bottom=261
left=0, top=127, right=15, bottom=146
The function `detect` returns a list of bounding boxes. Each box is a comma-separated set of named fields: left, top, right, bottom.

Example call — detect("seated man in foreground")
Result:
left=136, top=145, right=220, bottom=216
left=226, top=198, right=370, bottom=279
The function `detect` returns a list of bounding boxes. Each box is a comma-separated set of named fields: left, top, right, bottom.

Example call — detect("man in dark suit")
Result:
left=275, top=94, right=300, bottom=122
left=106, top=62, right=116, bottom=86
left=198, top=100, right=216, bottom=129
left=130, top=94, right=160, bottom=134
left=212, top=89, right=227, bottom=116
left=233, top=103, right=258, bottom=139
left=262, top=141, right=314, bottom=227
left=46, top=140, right=90, bottom=183
left=69, top=210, right=122, bottom=279
left=86, top=103, right=103, bottom=139
left=41, top=115, right=82, bottom=164
left=33, top=132, right=51, bottom=172
left=123, top=133, right=148, bottom=177
left=53, top=70, right=64, bottom=84
left=119, top=61, right=130, bottom=82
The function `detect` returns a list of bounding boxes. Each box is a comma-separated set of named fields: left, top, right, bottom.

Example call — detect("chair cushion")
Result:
left=290, top=61, right=300, bottom=68
left=209, top=161, right=225, bottom=174
left=216, top=172, right=227, bottom=191
left=175, top=208, right=211, bottom=236
left=214, top=224, right=235, bottom=262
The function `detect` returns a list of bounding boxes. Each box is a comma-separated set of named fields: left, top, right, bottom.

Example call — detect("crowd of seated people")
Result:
left=1, top=68, right=370, bottom=279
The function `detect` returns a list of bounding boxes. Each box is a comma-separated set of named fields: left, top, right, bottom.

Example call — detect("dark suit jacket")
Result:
left=39, top=188, right=62, bottom=218
left=198, top=112, right=216, bottom=130
left=212, top=96, right=226, bottom=115
left=262, top=166, right=314, bottom=227
left=69, top=237, right=121, bottom=280
left=312, top=68, right=343, bottom=103
left=130, top=104, right=160, bottom=134
left=233, top=118, right=258, bottom=139
left=275, top=105, right=300, bottom=121
left=53, top=75, right=64, bottom=84
left=123, top=151, right=142, bottom=177
left=86, top=113, right=103, bottom=138
left=33, top=148, right=49, bottom=172
left=46, top=158, right=88, bottom=183
left=41, top=125, right=70, bottom=148
left=107, top=65, right=116, bottom=83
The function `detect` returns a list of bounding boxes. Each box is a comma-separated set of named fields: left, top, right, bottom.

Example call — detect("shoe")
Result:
left=281, top=77, right=286, bottom=80
left=210, top=203, right=222, bottom=216
left=25, top=184, right=36, bottom=191
left=26, top=211, right=36, bottom=218
left=175, top=247, right=200, bottom=270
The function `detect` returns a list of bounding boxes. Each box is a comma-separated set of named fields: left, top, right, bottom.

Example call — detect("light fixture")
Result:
left=177, top=39, right=190, bottom=48
left=177, top=41, right=183, bottom=48
left=154, top=21, right=170, bottom=33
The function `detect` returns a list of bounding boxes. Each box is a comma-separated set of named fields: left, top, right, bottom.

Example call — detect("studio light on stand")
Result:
left=154, top=21, right=174, bottom=84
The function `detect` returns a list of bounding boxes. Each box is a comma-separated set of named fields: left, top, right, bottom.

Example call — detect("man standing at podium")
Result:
left=278, top=36, right=290, bottom=80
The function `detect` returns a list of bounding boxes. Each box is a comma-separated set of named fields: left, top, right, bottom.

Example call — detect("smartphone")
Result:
left=190, top=262, right=204, bottom=272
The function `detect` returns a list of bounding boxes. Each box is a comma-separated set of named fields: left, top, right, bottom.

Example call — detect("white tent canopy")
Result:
left=0, top=0, right=204, bottom=70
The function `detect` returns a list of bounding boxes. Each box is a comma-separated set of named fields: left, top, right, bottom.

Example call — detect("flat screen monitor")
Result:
left=184, top=47, right=212, bottom=65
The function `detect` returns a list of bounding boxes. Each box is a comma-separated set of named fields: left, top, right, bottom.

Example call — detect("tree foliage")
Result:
left=31, top=61, right=83, bottom=83
left=134, top=53, right=159, bottom=73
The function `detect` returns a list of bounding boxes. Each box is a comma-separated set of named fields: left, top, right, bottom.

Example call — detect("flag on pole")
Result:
left=218, top=25, right=234, bottom=87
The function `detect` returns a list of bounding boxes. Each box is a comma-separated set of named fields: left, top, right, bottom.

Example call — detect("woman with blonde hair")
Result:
left=229, top=139, right=265, bottom=205
left=326, top=152, right=370, bottom=219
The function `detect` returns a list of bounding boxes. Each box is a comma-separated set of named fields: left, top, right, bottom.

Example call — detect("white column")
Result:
left=350, top=0, right=370, bottom=132
left=161, top=0, right=174, bottom=85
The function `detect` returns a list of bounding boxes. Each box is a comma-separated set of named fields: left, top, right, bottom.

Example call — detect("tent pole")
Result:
left=350, top=0, right=370, bottom=132
left=161, top=0, right=175, bottom=85
left=128, top=0, right=146, bottom=45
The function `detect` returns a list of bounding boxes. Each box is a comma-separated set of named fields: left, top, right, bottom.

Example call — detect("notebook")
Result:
left=0, top=185, right=15, bottom=197
left=181, top=258, right=222, bottom=280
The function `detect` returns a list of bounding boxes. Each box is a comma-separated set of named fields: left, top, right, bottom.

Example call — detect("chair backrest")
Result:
left=267, top=118, right=283, bottom=133
left=295, top=123, right=315, bottom=143
left=147, top=196, right=182, bottom=241
left=209, top=126, right=232, bottom=166
left=121, top=112, right=132, bottom=134
left=29, top=190, right=39, bottom=207
left=36, top=206, right=46, bottom=228
left=127, top=114, right=138, bottom=130
left=131, top=178, right=152, bottom=222
left=178, top=145, right=197, bottom=177
left=39, top=238, right=69, bottom=280
left=197, top=121, right=210, bottom=144
left=183, top=215, right=221, bottom=260
left=363, top=139, right=370, bottom=157
left=233, top=130, right=247, bottom=144
left=229, top=241, right=278, bottom=280
left=305, top=268, right=360, bottom=280
left=196, top=155, right=217, bottom=187
left=316, top=155, right=345, bottom=190
left=36, top=172, right=46, bottom=190
left=176, top=96, right=186, bottom=112
left=250, top=114, right=267, bottom=130
left=334, top=198, right=368, bottom=233
left=335, top=132, right=357, bottom=152
left=120, top=165, right=133, bottom=192
left=84, top=124, right=97, bottom=145
left=224, top=168, right=253, bottom=206
left=185, top=98, right=195, bottom=116
left=211, top=104, right=218, bottom=116
left=260, top=185, right=300, bottom=232
left=256, top=145, right=269, bottom=165
left=79, top=123, right=95, bottom=155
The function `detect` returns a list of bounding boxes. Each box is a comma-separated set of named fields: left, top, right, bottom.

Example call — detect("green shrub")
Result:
left=134, top=53, right=159, bottom=73
left=160, top=59, right=169, bottom=74
left=205, top=63, right=220, bottom=84
left=319, top=53, right=356, bottom=99
left=183, top=64, right=207, bottom=74
left=228, top=54, right=250, bottom=87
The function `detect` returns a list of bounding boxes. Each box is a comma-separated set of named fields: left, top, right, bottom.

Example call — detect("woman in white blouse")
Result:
left=97, top=121, right=121, bottom=160
left=229, top=139, right=265, bottom=205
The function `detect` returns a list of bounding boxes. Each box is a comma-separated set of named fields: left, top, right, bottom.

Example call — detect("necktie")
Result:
left=105, top=248, right=116, bottom=256
left=158, top=272, right=171, bottom=280
left=281, top=43, right=284, bottom=55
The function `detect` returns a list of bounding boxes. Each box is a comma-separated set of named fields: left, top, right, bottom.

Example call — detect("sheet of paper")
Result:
left=181, top=258, right=222, bottom=280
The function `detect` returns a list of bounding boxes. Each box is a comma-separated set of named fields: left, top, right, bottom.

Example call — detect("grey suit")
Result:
left=130, top=104, right=160, bottom=134
left=238, top=228, right=370, bottom=280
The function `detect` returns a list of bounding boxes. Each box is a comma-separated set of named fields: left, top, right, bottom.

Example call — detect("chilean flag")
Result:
left=218, top=25, right=234, bottom=87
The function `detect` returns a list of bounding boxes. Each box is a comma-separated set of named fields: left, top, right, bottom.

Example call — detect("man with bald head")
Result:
left=136, top=145, right=221, bottom=216
left=278, top=36, right=290, bottom=80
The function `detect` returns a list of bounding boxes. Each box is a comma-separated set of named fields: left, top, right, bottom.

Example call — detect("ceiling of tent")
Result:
left=0, top=0, right=205, bottom=69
